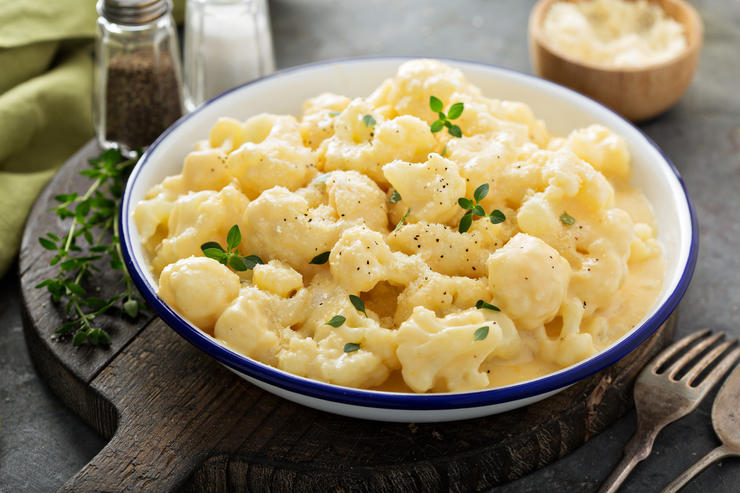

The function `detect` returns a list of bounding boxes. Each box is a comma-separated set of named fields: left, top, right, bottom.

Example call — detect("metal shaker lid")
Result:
left=97, top=0, right=170, bottom=25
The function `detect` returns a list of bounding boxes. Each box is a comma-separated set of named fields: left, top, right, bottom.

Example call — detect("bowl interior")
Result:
left=122, top=57, right=694, bottom=403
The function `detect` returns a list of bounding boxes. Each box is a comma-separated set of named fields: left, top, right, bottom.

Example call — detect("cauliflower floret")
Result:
left=244, top=186, right=345, bottom=274
left=329, top=225, right=425, bottom=293
left=151, top=184, right=249, bottom=275
left=515, top=152, right=634, bottom=314
left=326, top=170, right=388, bottom=232
left=515, top=194, right=561, bottom=251
left=474, top=97, right=550, bottom=146
left=295, top=271, right=376, bottom=334
left=295, top=175, right=330, bottom=209
left=302, top=92, right=352, bottom=118
left=396, top=306, right=521, bottom=392
left=159, top=256, right=240, bottom=332
left=564, top=124, right=630, bottom=177
left=299, top=93, right=351, bottom=149
left=133, top=180, right=181, bottom=247
left=214, top=285, right=309, bottom=365
left=181, top=149, right=235, bottom=192
left=320, top=113, right=435, bottom=186
left=395, top=270, right=491, bottom=325
left=383, top=154, right=466, bottom=225
left=226, top=115, right=316, bottom=199
left=538, top=150, right=614, bottom=210
left=277, top=278, right=399, bottom=388
left=380, top=59, right=478, bottom=121
left=330, top=98, right=379, bottom=144
left=630, top=222, right=662, bottom=262
left=444, top=94, right=535, bottom=142
left=487, top=233, right=571, bottom=331
left=208, top=117, right=247, bottom=153
left=372, top=115, right=437, bottom=166
left=516, top=150, right=625, bottom=262
left=570, top=236, right=629, bottom=312
left=252, top=260, right=303, bottom=297
left=134, top=149, right=237, bottom=249
left=491, top=99, right=549, bottom=146
left=536, top=318, right=598, bottom=368
left=387, top=220, right=514, bottom=278
left=278, top=331, right=393, bottom=389
left=446, top=132, right=540, bottom=200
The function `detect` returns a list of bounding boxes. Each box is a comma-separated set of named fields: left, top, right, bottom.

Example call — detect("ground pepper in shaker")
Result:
left=94, top=0, right=184, bottom=154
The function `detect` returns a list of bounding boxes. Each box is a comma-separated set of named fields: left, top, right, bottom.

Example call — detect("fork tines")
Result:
left=652, top=329, right=740, bottom=388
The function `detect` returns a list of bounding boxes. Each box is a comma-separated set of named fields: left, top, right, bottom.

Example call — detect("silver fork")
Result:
left=661, top=362, right=740, bottom=492
left=598, top=329, right=740, bottom=493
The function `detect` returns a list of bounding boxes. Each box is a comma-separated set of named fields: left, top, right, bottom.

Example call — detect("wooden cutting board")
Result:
left=19, top=141, right=676, bottom=492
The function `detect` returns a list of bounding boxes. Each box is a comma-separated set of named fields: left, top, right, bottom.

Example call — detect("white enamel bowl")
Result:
left=120, top=57, right=698, bottom=422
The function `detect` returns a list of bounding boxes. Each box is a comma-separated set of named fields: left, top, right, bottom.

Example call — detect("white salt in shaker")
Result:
left=183, top=0, right=275, bottom=110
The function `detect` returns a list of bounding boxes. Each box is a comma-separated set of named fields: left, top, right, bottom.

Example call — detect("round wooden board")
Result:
left=19, top=141, right=676, bottom=492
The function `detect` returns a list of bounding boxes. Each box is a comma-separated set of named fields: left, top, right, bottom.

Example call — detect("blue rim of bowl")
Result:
left=121, top=56, right=699, bottom=410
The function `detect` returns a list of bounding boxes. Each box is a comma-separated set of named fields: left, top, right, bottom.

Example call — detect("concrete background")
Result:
left=1, top=0, right=739, bottom=490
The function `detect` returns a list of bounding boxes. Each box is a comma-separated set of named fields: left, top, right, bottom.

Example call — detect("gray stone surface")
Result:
left=1, top=0, right=738, bottom=491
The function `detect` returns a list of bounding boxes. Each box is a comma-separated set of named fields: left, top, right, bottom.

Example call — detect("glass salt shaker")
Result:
left=183, top=0, right=276, bottom=111
left=93, top=0, right=184, bottom=154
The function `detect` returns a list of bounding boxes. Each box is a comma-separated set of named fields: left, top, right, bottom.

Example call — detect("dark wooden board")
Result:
left=19, top=141, right=676, bottom=492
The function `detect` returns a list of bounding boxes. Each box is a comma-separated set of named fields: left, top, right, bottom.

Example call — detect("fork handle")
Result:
left=598, top=423, right=660, bottom=493
left=660, top=445, right=737, bottom=493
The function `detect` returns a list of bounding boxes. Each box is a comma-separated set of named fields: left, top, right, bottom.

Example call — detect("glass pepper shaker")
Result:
left=93, top=0, right=184, bottom=154
left=183, top=0, right=275, bottom=111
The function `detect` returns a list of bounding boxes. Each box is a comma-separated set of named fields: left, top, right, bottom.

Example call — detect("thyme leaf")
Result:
left=326, top=315, right=346, bottom=328
left=349, top=294, right=367, bottom=316
left=475, top=299, right=501, bottom=311
left=473, top=326, right=490, bottom=341
left=344, top=342, right=361, bottom=353
left=310, top=251, right=331, bottom=264
left=560, top=212, right=576, bottom=225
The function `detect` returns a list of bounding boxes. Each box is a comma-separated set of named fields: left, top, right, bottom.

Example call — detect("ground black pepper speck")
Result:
left=105, top=50, right=182, bottom=149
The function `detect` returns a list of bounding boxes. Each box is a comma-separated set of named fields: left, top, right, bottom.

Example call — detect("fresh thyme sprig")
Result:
left=429, top=96, right=464, bottom=138
left=201, top=225, right=263, bottom=271
left=35, top=148, right=145, bottom=347
left=457, top=184, right=506, bottom=233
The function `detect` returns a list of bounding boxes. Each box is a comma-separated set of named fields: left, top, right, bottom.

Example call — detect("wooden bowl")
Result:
left=528, top=0, right=703, bottom=121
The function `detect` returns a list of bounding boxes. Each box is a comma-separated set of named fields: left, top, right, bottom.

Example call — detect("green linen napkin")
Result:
left=0, top=0, right=183, bottom=278
left=0, top=0, right=96, bottom=278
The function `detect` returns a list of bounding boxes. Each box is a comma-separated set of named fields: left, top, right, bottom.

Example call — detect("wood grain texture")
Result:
left=19, top=141, right=676, bottom=492
left=528, top=0, right=703, bottom=121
